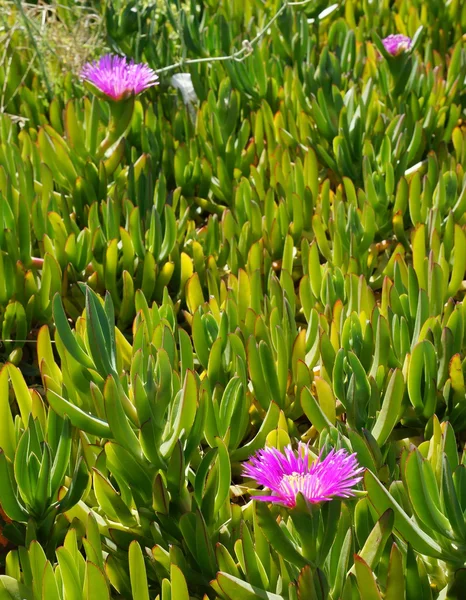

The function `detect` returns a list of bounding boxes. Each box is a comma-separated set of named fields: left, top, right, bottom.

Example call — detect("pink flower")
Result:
left=382, top=34, right=412, bottom=56
left=81, top=54, right=158, bottom=101
left=243, top=444, right=363, bottom=508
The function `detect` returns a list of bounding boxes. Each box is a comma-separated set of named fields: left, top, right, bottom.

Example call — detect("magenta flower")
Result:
left=81, top=54, right=158, bottom=101
left=382, top=34, right=412, bottom=56
left=243, top=444, right=363, bottom=508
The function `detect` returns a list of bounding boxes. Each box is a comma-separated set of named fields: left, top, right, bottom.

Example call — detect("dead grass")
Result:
left=0, top=0, right=104, bottom=106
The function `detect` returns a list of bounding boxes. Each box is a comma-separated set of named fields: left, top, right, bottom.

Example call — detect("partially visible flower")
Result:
left=243, top=444, right=363, bottom=508
left=81, top=54, right=158, bottom=101
left=382, top=34, right=412, bottom=56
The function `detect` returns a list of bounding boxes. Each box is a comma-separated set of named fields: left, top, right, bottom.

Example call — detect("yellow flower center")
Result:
left=281, top=473, right=310, bottom=494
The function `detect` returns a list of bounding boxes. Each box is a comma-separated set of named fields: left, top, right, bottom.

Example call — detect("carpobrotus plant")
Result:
left=81, top=53, right=158, bottom=157
left=243, top=445, right=363, bottom=507
left=0, top=0, right=466, bottom=597
left=375, top=28, right=422, bottom=98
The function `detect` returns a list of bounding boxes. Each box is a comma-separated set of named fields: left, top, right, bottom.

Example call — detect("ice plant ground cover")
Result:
left=0, top=0, right=464, bottom=598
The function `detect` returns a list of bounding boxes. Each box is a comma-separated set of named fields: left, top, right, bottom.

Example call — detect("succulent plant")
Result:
left=0, top=0, right=465, bottom=598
